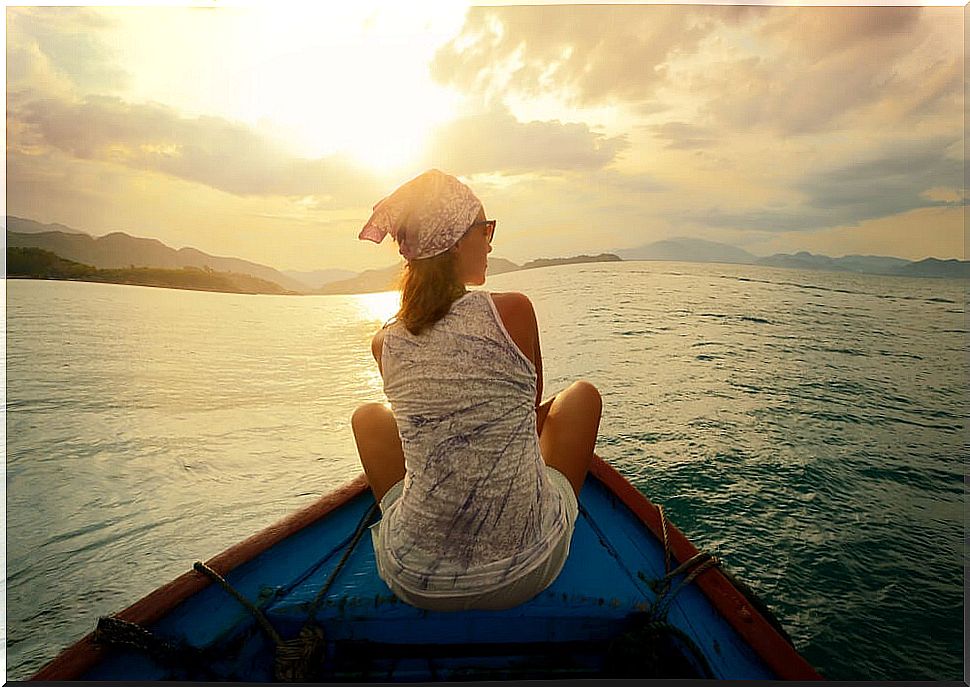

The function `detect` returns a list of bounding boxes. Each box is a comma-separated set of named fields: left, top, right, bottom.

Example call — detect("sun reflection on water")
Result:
left=353, top=289, right=400, bottom=327
left=350, top=290, right=399, bottom=398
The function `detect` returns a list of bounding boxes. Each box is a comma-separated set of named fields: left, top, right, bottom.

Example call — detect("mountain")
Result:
left=8, top=247, right=295, bottom=295
left=5, top=216, right=87, bottom=235
left=317, top=263, right=403, bottom=294
left=755, top=251, right=848, bottom=272
left=890, top=258, right=970, bottom=279
left=753, top=251, right=969, bottom=277
left=617, top=238, right=756, bottom=264
left=485, top=257, right=521, bottom=276
left=315, top=257, right=524, bottom=295
left=6, top=220, right=307, bottom=292
left=282, top=269, right=356, bottom=290
left=520, top=253, right=621, bottom=270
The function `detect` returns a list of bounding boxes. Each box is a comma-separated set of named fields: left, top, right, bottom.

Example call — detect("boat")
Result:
left=31, top=455, right=821, bottom=681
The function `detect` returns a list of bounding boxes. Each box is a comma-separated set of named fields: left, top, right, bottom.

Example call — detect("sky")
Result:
left=5, top=1, right=966, bottom=272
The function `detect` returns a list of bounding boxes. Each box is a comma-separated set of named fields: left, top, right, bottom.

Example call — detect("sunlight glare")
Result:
left=238, top=3, right=467, bottom=173
left=354, top=289, right=400, bottom=326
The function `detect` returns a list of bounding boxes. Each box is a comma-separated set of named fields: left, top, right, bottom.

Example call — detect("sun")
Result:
left=227, top=4, right=465, bottom=175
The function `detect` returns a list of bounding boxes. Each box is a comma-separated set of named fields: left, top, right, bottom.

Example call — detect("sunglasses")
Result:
left=469, top=219, right=497, bottom=243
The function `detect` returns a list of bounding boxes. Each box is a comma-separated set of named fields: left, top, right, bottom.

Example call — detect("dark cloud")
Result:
left=422, top=108, right=627, bottom=175
left=688, top=137, right=962, bottom=231
left=431, top=5, right=716, bottom=107
left=13, top=94, right=384, bottom=205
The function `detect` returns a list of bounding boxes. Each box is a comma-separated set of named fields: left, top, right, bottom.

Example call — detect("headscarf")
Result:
left=358, top=169, right=482, bottom=261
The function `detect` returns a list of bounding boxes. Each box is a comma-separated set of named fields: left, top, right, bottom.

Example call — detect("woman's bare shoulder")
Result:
left=371, top=323, right=395, bottom=366
left=489, top=291, right=535, bottom=321
left=489, top=291, right=538, bottom=363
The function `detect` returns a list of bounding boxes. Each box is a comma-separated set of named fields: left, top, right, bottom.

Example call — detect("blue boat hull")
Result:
left=33, top=458, right=820, bottom=681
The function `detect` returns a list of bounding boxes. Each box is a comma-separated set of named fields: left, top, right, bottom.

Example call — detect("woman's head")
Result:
left=359, top=169, right=483, bottom=261
left=452, top=208, right=494, bottom=287
left=359, top=170, right=495, bottom=334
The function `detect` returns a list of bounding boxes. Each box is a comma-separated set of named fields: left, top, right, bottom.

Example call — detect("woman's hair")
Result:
left=394, top=249, right=465, bottom=335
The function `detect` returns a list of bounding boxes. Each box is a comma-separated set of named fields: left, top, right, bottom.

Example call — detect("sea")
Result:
left=4, top=261, right=966, bottom=681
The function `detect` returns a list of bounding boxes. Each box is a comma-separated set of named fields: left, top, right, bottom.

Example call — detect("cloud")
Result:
left=697, top=7, right=960, bottom=135
left=6, top=7, right=129, bottom=97
left=432, top=5, right=960, bottom=139
left=431, top=5, right=715, bottom=108
left=422, top=108, right=627, bottom=175
left=647, top=122, right=716, bottom=150
left=12, top=94, right=384, bottom=205
left=687, top=136, right=962, bottom=232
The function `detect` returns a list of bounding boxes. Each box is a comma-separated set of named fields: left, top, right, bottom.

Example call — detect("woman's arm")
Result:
left=371, top=328, right=386, bottom=375
left=491, top=291, right=544, bottom=421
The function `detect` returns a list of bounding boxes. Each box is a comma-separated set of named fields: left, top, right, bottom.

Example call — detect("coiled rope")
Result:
left=194, top=500, right=380, bottom=682
left=94, top=500, right=379, bottom=682
left=648, top=503, right=720, bottom=621
left=604, top=503, right=721, bottom=678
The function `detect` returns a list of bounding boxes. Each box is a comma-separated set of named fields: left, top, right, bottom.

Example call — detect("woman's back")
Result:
left=377, top=290, right=567, bottom=594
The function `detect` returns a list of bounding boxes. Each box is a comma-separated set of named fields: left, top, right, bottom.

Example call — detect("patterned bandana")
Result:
left=358, top=169, right=483, bottom=261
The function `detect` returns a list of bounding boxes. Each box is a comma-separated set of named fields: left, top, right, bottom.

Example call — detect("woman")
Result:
left=352, top=169, right=601, bottom=611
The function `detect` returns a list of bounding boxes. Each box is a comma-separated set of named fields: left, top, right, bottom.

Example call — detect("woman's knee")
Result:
left=352, top=402, right=393, bottom=433
left=561, top=380, right=602, bottom=416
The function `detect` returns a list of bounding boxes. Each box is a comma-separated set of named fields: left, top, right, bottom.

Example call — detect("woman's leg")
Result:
left=351, top=403, right=406, bottom=502
left=538, top=380, right=602, bottom=496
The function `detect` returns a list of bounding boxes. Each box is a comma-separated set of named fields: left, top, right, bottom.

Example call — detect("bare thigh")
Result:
left=538, top=380, right=602, bottom=496
left=351, top=402, right=405, bottom=502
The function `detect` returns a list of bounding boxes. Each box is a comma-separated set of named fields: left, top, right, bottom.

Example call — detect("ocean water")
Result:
left=5, top=262, right=966, bottom=680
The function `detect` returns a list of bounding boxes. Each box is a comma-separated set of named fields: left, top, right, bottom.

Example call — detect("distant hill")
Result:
left=520, top=253, right=621, bottom=270
left=8, top=247, right=295, bottom=294
left=282, top=268, right=356, bottom=290
left=7, top=218, right=306, bottom=292
left=752, top=251, right=913, bottom=274
left=753, top=251, right=969, bottom=278
left=615, top=238, right=967, bottom=279
left=317, top=263, right=403, bottom=295
left=890, top=258, right=970, bottom=279
left=617, top=238, right=756, bottom=264
left=316, top=257, right=524, bottom=295
left=5, top=216, right=87, bottom=235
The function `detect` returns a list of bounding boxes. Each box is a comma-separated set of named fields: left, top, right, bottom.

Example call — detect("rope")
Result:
left=92, top=499, right=379, bottom=682
left=92, top=615, right=215, bottom=679
left=301, top=501, right=380, bottom=627
left=195, top=500, right=379, bottom=682
left=648, top=504, right=720, bottom=622
left=193, top=561, right=284, bottom=645
left=273, top=501, right=380, bottom=682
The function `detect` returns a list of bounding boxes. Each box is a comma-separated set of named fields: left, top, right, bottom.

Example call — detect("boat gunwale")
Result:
left=588, top=457, right=821, bottom=680
left=30, top=474, right=370, bottom=681
left=31, top=457, right=821, bottom=681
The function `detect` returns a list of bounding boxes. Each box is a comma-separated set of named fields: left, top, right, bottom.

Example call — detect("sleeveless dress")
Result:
left=373, top=290, right=569, bottom=597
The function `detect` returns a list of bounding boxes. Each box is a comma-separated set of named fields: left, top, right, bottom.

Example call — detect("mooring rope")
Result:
left=194, top=500, right=380, bottom=682
left=648, top=504, right=720, bottom=621
left=94, top=499, right=380, bottom=682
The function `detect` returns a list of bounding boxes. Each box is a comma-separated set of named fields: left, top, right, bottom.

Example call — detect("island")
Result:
left=7, top=247, right=296, bottom=295
left=520, top=253, right=621, bottom=270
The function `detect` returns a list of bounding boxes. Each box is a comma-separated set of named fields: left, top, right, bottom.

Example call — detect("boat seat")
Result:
left=265, top=483, right=659, bottom=645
